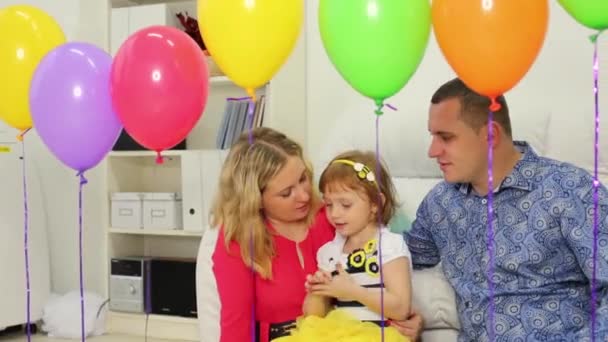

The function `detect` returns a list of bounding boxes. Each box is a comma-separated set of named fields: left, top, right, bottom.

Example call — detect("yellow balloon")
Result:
left=197, top=0, right=303, bottom=97
left=0, top=5, right=66, bottom=132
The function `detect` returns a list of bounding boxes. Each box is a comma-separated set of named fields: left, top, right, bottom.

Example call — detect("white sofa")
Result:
left=195, top=98, right=558, bottom=342
left=195, top=98, right=608, bottom=341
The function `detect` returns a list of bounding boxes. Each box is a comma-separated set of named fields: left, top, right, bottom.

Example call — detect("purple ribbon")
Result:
left=246, top=95, right=256, bottom=341
left=374, top=101, right=398, bottom=116
left=247, top=98, right=255, bottom=145
left=250, top=229, right=256, bottom=342
left=225, top=96, right=255, bottom=145
left=384, top=103, right=398, bottom=111
left=590, top=31, right=602, bottom=342
left=375, top=114, right=386, bottom=342
left=76, top=171, right=88, bottom=342
left=486, top=110, right=496, bottom=341
left=21, top=139, right=32, bottom=342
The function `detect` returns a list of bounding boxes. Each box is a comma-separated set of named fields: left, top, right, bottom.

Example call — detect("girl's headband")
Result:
left=332, top=159, right=376, bottom=183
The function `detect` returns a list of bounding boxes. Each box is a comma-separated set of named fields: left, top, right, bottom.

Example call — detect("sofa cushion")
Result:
left=313, top=101, right=551, bottom=180
left=391, top=177, right=460, bottom=331
left=196, top=228, right=221, bottom=342
left=411, top=264, right=460, bottom=331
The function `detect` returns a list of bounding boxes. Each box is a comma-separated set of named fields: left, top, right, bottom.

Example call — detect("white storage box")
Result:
left=142, top=193, right=183, bottom=230
left=111, top=192, right=143, bottom=228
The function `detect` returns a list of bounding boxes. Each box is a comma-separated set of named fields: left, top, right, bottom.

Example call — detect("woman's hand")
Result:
left=390, top=311, right=424, bottom=341
left=309, top=263, right=359, bottom=301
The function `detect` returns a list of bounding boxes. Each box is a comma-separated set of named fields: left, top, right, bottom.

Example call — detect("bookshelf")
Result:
left=105, top=2, right=307, bottom=340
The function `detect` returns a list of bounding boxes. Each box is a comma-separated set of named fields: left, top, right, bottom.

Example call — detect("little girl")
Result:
left=276, top=150, right=412, bottom=342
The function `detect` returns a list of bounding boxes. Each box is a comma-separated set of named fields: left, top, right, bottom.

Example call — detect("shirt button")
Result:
left=481, top=199, right=487, bottom=204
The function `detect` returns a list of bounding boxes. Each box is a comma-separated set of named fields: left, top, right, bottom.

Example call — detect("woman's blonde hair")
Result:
left=211, top=127, right=319, bottom=279
left=319, top=150, right=397, bottom=226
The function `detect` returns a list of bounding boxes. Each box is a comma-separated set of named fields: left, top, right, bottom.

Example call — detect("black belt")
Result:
left=366, top=320, right=389, bottom=327
left=256, top=319, right=387, bottom=340
left=256, top=320, right=296, bottom=341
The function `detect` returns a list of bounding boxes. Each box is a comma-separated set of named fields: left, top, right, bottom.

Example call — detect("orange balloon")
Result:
left=432, top=0, right=548, bottom=106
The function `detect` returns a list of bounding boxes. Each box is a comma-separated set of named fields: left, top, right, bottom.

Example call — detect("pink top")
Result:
left=212, top=208, right=334, bottom=342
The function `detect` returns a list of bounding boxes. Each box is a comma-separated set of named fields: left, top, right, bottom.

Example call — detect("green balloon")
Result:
left=558, top=0, right=608, bottom=30
left=319, top=0, right=431, bottom=105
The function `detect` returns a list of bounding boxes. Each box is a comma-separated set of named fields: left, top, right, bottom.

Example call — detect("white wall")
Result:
left=305, top=0, right=608, bottom=179
left=1, top=0, right=110, bottom=296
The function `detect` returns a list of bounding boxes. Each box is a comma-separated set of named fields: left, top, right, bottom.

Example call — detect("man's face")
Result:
left=427, top=97, right=488, bottom=184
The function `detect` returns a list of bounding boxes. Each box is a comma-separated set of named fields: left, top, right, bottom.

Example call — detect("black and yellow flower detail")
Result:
left=365, top=256, right=380, bottom=277
left=364, top=239, right=377, bottom=254
left=348, top=250, right=366, bottom=268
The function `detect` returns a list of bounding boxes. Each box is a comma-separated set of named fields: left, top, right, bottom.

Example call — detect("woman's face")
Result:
left=261, top=156, right=312, bottom=223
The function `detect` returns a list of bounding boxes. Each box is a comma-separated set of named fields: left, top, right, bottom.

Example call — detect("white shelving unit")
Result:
left=104, top=1, right=307, bottom=340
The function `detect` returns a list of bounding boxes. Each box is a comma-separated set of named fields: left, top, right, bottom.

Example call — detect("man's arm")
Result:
left=404, top=198, right=441, bottom=269
left=563, top=184, right=608, bottom=340
left=391, top=311, right=425, bottom=341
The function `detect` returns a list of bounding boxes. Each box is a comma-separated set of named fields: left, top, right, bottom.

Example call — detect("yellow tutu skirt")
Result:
left=274, top=309, right=410, bottom=342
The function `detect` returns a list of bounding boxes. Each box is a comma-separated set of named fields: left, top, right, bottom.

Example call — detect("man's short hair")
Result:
left=431, top=78, right=512, bottom=138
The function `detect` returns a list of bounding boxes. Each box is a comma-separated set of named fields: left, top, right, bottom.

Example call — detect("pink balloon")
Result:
left=111, top=25, right=209, bottom=153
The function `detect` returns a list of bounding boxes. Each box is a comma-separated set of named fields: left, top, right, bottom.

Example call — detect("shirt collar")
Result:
left=456, top=141, right=539, bottom=195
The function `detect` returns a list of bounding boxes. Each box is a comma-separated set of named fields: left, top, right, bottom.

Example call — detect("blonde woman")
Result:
left=211, top=127, right=334, bottom=342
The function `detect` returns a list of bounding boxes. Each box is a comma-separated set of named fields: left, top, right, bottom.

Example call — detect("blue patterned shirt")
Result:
left=405, top=142, right=608, bottom=341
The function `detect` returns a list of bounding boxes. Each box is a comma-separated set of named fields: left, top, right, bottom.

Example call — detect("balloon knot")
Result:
left=246, top=88, right=257, bottom=103
left=489, top=98, right=501, bottom=112
left=589, top=29, right=605, bottom=44
left=17, top=128, right=31, bottom=142
left=155, top=151, right=164, bottom=164
left=374, top=99, right=385, bottom=116
left=76, top=171, right=88, bottom=185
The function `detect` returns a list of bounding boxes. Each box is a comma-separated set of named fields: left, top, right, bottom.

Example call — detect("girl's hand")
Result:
left=305, top=269, right=332, bottom=292
left=310, top=263, right=359, bottom=301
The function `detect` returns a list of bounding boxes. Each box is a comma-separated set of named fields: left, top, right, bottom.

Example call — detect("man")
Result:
left=401, top=78, right=608, bottom=341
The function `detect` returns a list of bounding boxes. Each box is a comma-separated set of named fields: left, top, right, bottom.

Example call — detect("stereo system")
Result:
left=109, top=257, right=197, bottom=318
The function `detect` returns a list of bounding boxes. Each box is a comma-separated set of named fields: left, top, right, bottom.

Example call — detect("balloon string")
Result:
left=486, top=109, right=496, bottom=342
left=590, top=30, right=603, bottom=342
left=21, top=139, right=32, bottom=342
left=155, top=151, right=163, bottom=164
left=246, top=88, right=257, bottom=145
left=375, top=114, right=385, bottom=342
left=76, top=171, right=88, bottom=342
left=246, top=87, right=257, bottom=342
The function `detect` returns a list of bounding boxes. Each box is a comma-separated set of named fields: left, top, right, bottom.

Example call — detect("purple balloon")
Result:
left=30, top=42, right=122, bottom=172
